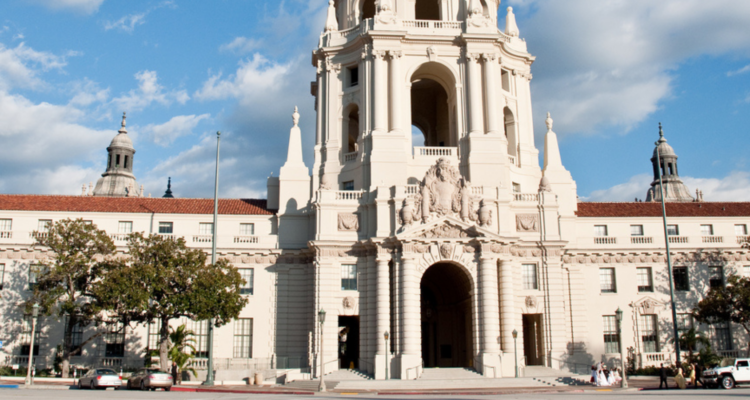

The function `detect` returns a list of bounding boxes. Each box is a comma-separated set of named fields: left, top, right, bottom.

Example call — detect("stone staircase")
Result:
left=418, top=368, right=484, bottom=380
left=283, top=369, right=372, bottom=391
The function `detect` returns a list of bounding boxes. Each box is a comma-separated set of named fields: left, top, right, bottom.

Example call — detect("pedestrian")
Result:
left=171, top=361, right=178, bottom=385
left=591, top=365, right=597, bottom=386
left=689, top=364, right=696, bottom=388
left=694, top=363, right=704, bottom=389
left=675, top=367, right=686, bottom=390
left=659, top=363, right=669, bottom=389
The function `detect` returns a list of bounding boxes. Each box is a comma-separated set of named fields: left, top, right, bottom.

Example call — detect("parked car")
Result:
left=127, top=368, right=173, bottom=391
left=77, top=368, right=122, bottom=390
left=703, top=358, right=750, bottom=389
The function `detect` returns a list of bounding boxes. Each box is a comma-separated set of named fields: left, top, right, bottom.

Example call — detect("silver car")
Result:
left=77, top=368, right=122, bottom=390
left=127, top=368, right=173, bottom=391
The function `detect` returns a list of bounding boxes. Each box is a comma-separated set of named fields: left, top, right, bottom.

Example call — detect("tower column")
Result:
left=399, top=252, right=422, bottom=379
left=499, top=259, right=515, bottom=354
left=388, top=50, right=403, bottom=134
left=467, top=53, right=484, bottom=135
left=374, top=250, right=391, bottom=379
left=373, top=50, right=388, bottom=133
left=479, top=249, right=501, bottom=377
left=482, top=53, right=500, bottom=135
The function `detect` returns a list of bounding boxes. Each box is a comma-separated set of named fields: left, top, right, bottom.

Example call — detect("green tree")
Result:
left=169, top=324, right=198, bottom=383
left=693, top=275, right=750, bottom=357
left=29, top=218, right=116, bottom=378
left=95, top=233, right=248, bottom=371
left=673, top=327, right=711, bottom=364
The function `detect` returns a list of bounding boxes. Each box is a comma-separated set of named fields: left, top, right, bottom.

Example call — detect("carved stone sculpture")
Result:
left=337, top=213, right=359, bottom=232
left=411, top=158, right=478, bottom=225
left=439, top=243, right=454, bottom=259
left=516, top=214, right=539, bottom=232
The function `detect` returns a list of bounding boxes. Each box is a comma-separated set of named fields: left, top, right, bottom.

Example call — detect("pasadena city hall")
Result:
left=1, top=0, right=749, bottom=383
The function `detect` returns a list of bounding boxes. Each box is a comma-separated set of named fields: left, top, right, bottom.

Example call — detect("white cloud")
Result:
left=584, top=171, right=750, bottom=202
left=728, top=64, right=750, bottom=77
left=112, top=70, right=189, bottom=112
left=219, top=37, right=263, bottom=55
left=0, top=42, right=69, bottom=91
left=69, top=79, right=109, bottom=106
left=585, top=174, right=653, bottom=202
left=506, top=0, right=750, bottom=138
left=104, top=13, right=146, bottom=33
left=33, top=0, right=105, bottom=15
left=145, top=114, right=210, bottom=146
left=194, top=54, right=295, bottom=103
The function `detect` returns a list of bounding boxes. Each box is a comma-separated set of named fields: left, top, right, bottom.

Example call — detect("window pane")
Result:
left=199, top=223, right=213, bottom=235
left=594, top=225, right=608, bottom=237
left=603, top=315, right=620, bottom=353
left=630, top=225, right=644, bottom=236
left=240, top=269, right=254, bottom=295
left=233, top=319, right=253, bottom=358
left=101, top=321, right=125, bottom=357
left=343, top=181, right=354, bottom=191
left=38, top=220, right=52, bottom=232
left=0, top=219, right=11, bottom=231
left=0, top=264, right=5, bottom=290
left=745, top=266, right=750, bottom=278
left=736, top=224, right=748, bottom=236
left=712, top=322, right=732, bottom=351
left=190, top=320, right=210, bottom=358
left=674, top=267, right=689, bottom=291
left=709, top=266, right=723, bottom=289
left=701, top=225, right=713, bottom=236
left=341, top=264, right=357, bottom=291
left=118, top=221, right=133, bottom=234
left=640, top=315, right=659, bottom=353
left=667, top=225, right=679, bottom=236
left=21, top=315, right=42, bottom=356
left=29, top=264, right=43, bottom=291
left=523, top=264, right=538, bottom=290
left=240, top=223, right=255, bottom=236
left=676, top=314, right=693, bottom=338
left=158, top=222, right=173, bottom=234
left=637, top=267, right=653, bottom=292
left=599, top=268, right=616, bottom=293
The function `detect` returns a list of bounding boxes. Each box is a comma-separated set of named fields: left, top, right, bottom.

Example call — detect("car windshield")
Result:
left=146, top=369, right=164, bottom=374
left=96, top=369, right=118, bottom=375
left=720, top=358, right=736, bottom=368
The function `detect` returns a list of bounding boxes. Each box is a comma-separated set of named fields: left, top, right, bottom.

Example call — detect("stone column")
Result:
left=479, top=249, right=501, bottom=377
left=373, top=50, right=388, bottom=134
left=467, top=53, right=484, bottom=135
left=482, top=53, right=499, bottom=135
left=374, top=251, right=391, bottom=379
left=499, top=259, right=515, bottom=354
left=399, top=251, right=422, bottom=379
left=388, top=50, right=403, bottom=134
left=366, top=253, right=377, bottom=374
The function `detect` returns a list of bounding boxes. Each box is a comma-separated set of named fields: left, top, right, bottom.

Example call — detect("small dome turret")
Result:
left=645, top=123, right=693, bottom=202
left=92, top=112, right=140, bottom=197
left=109, top=114, right=134, bottom=149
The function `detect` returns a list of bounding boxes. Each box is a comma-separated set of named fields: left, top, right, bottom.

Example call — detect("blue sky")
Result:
left=1, top=0, right=749, bottom=202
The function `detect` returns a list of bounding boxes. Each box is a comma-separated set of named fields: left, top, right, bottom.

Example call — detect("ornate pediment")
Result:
left=417, top=222, right=481, bottom=239
left=633, top=297, right=666, bottom=315
left=397, top=216, right=501, bottom=240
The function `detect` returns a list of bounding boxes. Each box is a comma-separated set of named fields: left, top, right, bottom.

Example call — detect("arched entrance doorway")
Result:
left=420, top=262, right=473, bottom=368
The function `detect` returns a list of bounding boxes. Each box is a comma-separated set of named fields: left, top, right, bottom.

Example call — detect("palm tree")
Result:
left=168, top=324, right=198, bottom=383
left=678, top=328, right=711, bottom=364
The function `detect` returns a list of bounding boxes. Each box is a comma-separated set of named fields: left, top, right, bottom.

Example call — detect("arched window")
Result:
left=361, top=0, right=376, bottom=21
left=415, top=0, right=440, bottom=20
left=409, top=62, right=458, bottom=155
left=346, top=106, right=360, bottom=153
left=504, top=107, right=518, bottom=161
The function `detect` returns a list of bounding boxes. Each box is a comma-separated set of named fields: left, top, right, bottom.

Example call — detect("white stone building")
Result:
left=1, top=0, right=749, bottom=382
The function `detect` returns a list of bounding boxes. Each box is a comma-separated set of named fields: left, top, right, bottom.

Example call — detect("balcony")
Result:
left=343, top=151, right=358, bottom=163
left=233, top=236, right=259, bottom=244
left=0, top=231, right=11, bottom=239
left=702, top=236, right=724, bottom=244
left=737, top=236, right=750, bottom=245
left=668, top=236, right=689, bottom=244
left=192, top=235, right=213, bottom=243
left=110, top=233, right=129, bottom=242
left=319, top=19, right=472, bottom=48
left=513, top=193, right=539, bottom=202
left=631, top=236, right=654, bottom=244
left=594, top=237, right=617, bottom=245
left=335, top=190, right=365, bottom=201
left=413, top=146, right=457, bottom=159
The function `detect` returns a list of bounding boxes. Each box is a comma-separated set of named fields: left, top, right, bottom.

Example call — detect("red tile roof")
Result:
left=577, top=202, right=750, bottom=217
left=0, top=195, right=273, bottom=216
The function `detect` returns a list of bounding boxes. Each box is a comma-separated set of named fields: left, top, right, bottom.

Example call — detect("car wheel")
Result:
left=165, top=387, right=171, bottom=392
left=140, top=381, right=146, bottom=391
left=721, top=376, right=735, bottom=389
left=78, top=381, right=83, bottom=390
left=90, top=381, right=95, bottom=390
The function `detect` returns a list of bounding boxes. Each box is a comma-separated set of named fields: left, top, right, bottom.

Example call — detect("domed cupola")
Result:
left=92, top=112, right=142, bottom=197
left=645, top=123, right=693, bottom=202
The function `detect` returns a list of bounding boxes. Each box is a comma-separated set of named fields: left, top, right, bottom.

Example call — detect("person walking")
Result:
left=694, top=363, right=704, bottom=389
left=689, top=364, right=696, bottom=388
left=171, top=361, right=178, bottom=385
left=659, top=363, right=669, bottom=389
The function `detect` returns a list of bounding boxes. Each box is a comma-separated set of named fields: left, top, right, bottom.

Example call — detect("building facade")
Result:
left=1, top=0, right=749, bottom=381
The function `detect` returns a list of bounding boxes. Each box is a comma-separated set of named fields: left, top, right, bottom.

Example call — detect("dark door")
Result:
left=338, top=316, right=359, bottom=369
left=522, top=314, right=545, bottom=366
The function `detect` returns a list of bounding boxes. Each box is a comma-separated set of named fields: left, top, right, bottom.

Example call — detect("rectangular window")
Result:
left=711, top=322, right=732, bottom=351
left=341, top=264, right=357, bottom=291
left=736, top=224, right=748, bottom=236
left=745, top=266, right=750, bottom=278
left=512, top=183, right=521, bottom=193
left=147, top=320, right=162, bottom=351
left=640, top=314, right=659, bottom=353
left=709, top=266, right=724, bottom=289
left=342, top=181, right=355, bottom=191
left=118, top=221, right=133, bottom=234
left=239, top=223, right=255, bottom=236
left=158, top=222, right=173, bottom=234
left=349, top=66, right=359, bottom=87
left=603, top=315, right=620, bottom=354
left=101, top=321, right=125, bottom=357
left=199, top=223, right=214, bottom=235
left=0, top=219, right=11, bottom=231
left=38, top=219, right=52, bottom=232
left=115, top=154, right=121, bottom=167
left=630, top=225, right=644, bottom=236
left=523, top=264, right=538, bottom=290
left=594, top=225, right=608, bottom=237
left=190, top=320, right=209, bottom=358
left=674, top=266, right=689, bottom=291
left=20, top=316, right=42, bottom=356
left=64, top=315, right=83, bottom=349
left=637, top=267, right=653, bottom=292
left=0, top=263, right=5, bottom=290
left=124, top=155, right=129, bottom=169
left=233, top=318, right=253, bottom=358
left=701, top=224, right=714, bottom=236
left=29, top=264, right=44, bottom=291
left=240, top=268, right=254, bottom=295
left=667, top=225, right=679, bottom=236
left=676, top=313, right=694, bottom=338
left=599, top=268, right=616, bottom=293
left=501, top=69, right=511, bottom=92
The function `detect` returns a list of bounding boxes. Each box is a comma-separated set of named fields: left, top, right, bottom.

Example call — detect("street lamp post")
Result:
left=615, top=307, right=628, bottom=388
left=25, top=303, right=39, bottom=387
left=384, top=331, right=390, bottom=380
left=203, top=131, right=221, bottom=387
left=318, top=309, right=327, bottom=392
left=512, top=329, right=519, bottom=378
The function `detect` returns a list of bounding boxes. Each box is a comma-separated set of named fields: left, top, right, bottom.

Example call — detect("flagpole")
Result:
left=203, top=131, right=221, bottom=386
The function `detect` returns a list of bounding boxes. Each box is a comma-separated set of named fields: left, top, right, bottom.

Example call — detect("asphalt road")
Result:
left=2, top=388, right=750, bottom=400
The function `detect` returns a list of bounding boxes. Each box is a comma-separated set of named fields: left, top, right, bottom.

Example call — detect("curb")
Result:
left=374, top=389, right=587, bottom=396
left=170, top=386, right=315, bottom=395
left=0, top=384, right=20, bottom=389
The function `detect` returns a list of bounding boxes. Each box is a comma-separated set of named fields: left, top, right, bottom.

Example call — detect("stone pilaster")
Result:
left=374, top=247, right=391, bottom=379
left=479, top=245, right=501, bottom=377
left=467, top=53, right=484, bottom=135
left=482, top=53, right=500, bottom=136
left=399, top=250, right=422, bottom=379
left=388, top=50, right=403, bottom=134
left=499, top=259, right=516, bottom=355
left=372, top=50, right=388, bottom=134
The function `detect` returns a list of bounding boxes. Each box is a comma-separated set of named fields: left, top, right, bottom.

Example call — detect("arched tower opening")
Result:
left=504, top=107, right=517, bottom=163
left=420, top=262, right=474, bottom=368
left=344, top=105, right=360, bottom=154
left=415, top=0, right=440, bottom=20
left=361, top=0, right=376, bottom=21
left=410, top=62, right=457, bottom=150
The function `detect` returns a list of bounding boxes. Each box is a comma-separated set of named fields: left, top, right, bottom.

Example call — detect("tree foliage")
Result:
left=29, top=218, right=116, bottom=378
left=693, top=275, right=750, bottom=357
left=169, top=324, right=198, bottom=382
left=95, top=233, right=248, bottom=371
